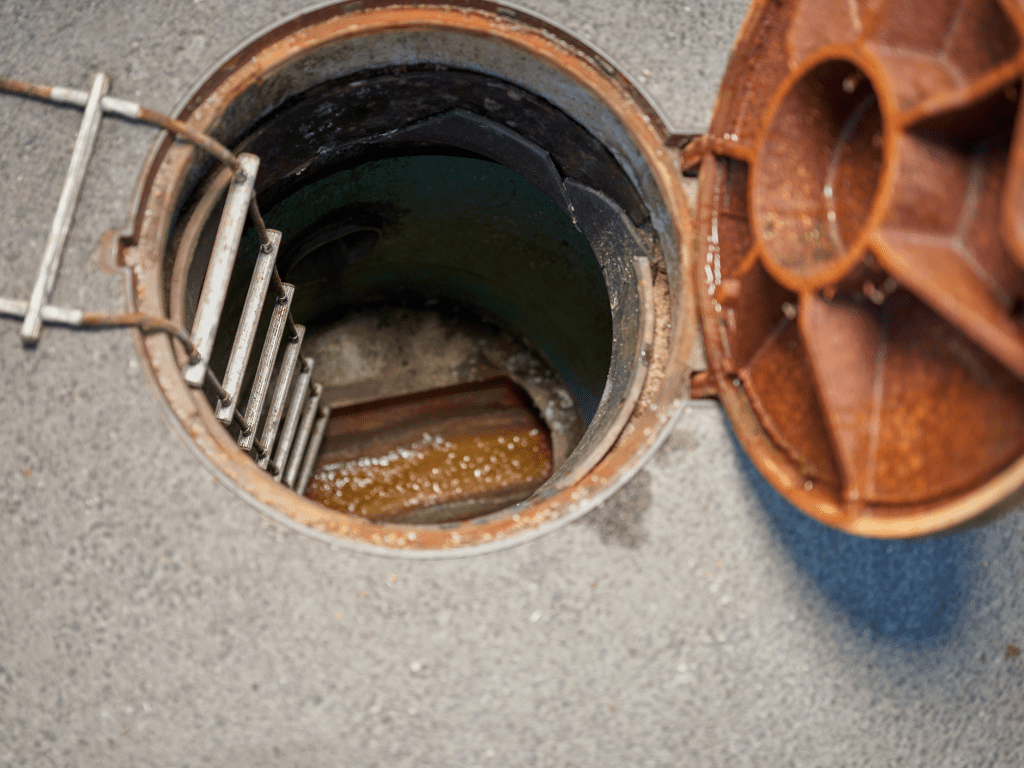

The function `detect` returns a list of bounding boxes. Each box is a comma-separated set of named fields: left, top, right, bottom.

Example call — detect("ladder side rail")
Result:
left=285, top=384, right=324, bottom=489
left=215, top=230, right=281, bottom=424
left=182, top=153, right=260, bottom=386
left=20, top=73, right=110, bottom=344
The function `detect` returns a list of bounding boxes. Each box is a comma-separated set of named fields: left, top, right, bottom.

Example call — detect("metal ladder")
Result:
left=0, top=72, right=330, bottom=495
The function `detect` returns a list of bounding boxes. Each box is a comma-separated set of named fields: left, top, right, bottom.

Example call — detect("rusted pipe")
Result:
left=135, top=105, right=241, bottom=172
left=80, top=311, right=200, bottom=363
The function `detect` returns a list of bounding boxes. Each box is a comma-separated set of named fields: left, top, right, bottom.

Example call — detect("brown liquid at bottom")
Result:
left=306, top=428, right=552, bottom=521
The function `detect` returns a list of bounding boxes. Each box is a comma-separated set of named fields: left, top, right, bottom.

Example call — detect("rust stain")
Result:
left=307, top=422, right=552, bottom=522
left=689, top=370, right=718, bottom=399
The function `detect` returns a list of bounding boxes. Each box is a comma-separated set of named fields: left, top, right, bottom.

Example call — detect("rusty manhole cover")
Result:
left=692, top=0, right=1024, bottom=536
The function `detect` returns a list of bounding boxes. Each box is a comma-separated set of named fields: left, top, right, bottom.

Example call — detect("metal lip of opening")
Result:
left=123, top=0, right=695, bottom=557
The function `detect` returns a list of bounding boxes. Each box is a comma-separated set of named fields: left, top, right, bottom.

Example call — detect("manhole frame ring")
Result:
left=123, top=0, right=695, bottom=557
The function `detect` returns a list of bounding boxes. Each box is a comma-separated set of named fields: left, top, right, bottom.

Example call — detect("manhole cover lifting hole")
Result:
left=121, top=0, right=695, bottom=555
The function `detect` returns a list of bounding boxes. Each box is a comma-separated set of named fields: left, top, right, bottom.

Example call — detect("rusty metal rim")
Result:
left=122, top=0, right=694, bottom=557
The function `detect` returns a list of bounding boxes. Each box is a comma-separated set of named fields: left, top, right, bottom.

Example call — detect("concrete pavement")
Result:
left=0, top=1, right=1021, bottom=765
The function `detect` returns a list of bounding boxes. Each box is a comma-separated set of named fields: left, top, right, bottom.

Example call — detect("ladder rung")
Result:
left=215, top=230, right=282, bottom=424
left=1, top=297, right=84, bottom=325
left=295, top=405, right=330, bottom=495
left=258, top=325, right=305, bottom=467
left=21, top=73, right=110, bottom=344
left=183, top=152, right=260, bottom=386
left=285, top=384, right=324, bottom=488
left=271, top=357, right=315, bottom=478
left=238, top=283, right=294, bottom=451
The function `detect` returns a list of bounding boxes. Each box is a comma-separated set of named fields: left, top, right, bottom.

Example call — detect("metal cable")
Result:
left=79, top=311, right=201, bottom=363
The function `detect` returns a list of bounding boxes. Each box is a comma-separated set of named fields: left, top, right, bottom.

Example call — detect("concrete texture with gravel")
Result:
left=1, top=1, right=1022, bottom=765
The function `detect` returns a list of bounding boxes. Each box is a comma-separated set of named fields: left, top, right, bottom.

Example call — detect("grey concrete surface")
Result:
left=0, top=1, right=1022, bottom=766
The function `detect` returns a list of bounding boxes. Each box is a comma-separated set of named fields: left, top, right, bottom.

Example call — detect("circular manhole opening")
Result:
left=126, top=0, right=693, bottom=555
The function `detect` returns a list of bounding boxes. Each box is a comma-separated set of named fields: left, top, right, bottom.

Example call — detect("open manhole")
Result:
left=6, top=0, right=1023, bottom=548
left=124, top=0, right=693, bottom=555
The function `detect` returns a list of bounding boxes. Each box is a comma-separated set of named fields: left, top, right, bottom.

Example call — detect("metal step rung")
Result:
left=285, top=383, right=325, bottom=489
left=204, top=368, right=245, bottom=431
left=257, top=325, right=306, bottom=467
left=296, top=405, right=331, bottom=495
left=215, top=229, right=282, bottom=425
left=238, top=283, right=295, bottom=451
left=271, top=357, right=315, bottom=479
left=183, top=152, right=260, bottom=387
left=20, top=73, right=110, bottom=344
left=1, top=298, right=84, bottom=326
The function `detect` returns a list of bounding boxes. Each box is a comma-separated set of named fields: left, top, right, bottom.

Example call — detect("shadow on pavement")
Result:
left=732, top=432, right=976, bottom=644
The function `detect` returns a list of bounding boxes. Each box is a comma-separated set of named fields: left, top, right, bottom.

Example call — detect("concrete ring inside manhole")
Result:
left=123, top=0, right=694, bottom=556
